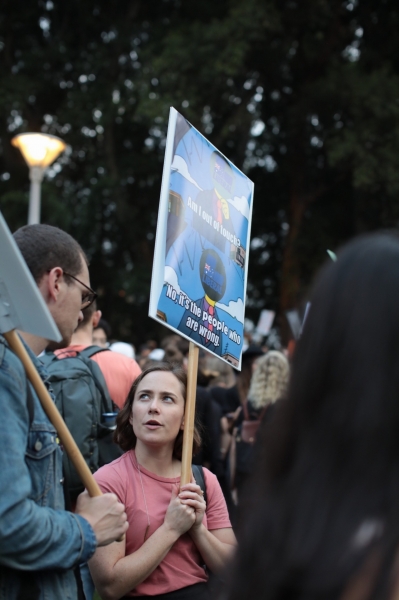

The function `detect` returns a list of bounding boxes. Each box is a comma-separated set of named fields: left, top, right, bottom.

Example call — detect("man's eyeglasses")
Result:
left=63, top=272, right=98, bottom=310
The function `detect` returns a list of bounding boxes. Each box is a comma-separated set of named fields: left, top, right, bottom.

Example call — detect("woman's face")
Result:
left=129, top=371, right=185, bottom=450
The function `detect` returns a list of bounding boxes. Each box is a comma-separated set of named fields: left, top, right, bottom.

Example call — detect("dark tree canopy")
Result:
left=1, top=0, right=399, bottom=345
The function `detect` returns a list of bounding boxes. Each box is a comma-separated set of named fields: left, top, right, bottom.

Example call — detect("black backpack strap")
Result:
left=73, top=567, right=86, bottom=600
left=79, top=345, right=110, bottom=360
left=192, top=464, right=207, bottom=504
left=78, top=354, right=114, bottom=414
left=78, top=347, right=114, bottom=411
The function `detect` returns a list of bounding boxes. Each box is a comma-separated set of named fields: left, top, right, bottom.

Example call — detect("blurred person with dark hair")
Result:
left=93, top=317, right=112, bottom=348
left=89, top=363, right=235, bottom=600
left=137, top=343, right=154, bottom=369
left=160, top=334, right=182, bottom=349
left=210, top=344, right=264, bottom=418
left=209, top=345, right=264, bottom=516
left=163, top=337, right=190, bottom=369
left=145, top=339, right=158, bottom=351
left=205, top=356, right=236, bottom=390
left=163, top=341, right=186, bottom=366
left=192, top=386, right=223, bottom=478
left=224, top=232, right=399, bottom=600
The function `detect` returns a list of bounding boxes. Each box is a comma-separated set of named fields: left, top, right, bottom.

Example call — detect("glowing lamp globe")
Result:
left=11, top=132, right=67, bottom=224
left=11, top=133, right=66, bottom=169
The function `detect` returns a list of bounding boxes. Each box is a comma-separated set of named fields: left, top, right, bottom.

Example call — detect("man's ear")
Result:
left=92, top=310, right=102, bottom=328
left=39, top=267, right=63, bottom=304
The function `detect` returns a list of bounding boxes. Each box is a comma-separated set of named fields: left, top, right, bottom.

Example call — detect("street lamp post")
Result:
left=11, top=133, right=67, bottom=224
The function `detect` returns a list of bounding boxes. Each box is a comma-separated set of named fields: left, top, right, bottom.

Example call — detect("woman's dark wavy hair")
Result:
left=114, top=362, right=201, bottom=459
left=225, top=232, right=399, bottom=600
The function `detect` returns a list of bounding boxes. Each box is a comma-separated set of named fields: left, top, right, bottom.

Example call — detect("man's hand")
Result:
left=76, top=491, right=129, bottom=547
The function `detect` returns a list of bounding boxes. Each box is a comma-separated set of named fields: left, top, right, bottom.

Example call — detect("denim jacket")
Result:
left=0, top=337, right=97, bottom=600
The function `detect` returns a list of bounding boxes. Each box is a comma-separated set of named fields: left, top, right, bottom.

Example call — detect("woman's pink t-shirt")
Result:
left=94, top=451, right=231, bottom=596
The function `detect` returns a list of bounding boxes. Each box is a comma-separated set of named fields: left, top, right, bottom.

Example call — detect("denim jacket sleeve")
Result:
left=0, top=342, right=97, bottom=570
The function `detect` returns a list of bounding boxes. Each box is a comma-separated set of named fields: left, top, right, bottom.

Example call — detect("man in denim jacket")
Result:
left=0, top=224, right=128, bottom=600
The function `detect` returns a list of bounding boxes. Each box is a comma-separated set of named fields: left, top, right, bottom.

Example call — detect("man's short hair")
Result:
left=13, top=224, right=87, bottom=284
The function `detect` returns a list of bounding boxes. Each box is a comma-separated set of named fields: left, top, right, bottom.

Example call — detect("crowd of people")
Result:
left=93, top=326, right=289, bottom=522
left=2, top=223, right=399, bottom=600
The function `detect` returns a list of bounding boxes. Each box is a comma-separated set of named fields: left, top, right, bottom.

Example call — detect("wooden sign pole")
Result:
left=180, top=342, right=199, bottom=486
left=4, top=330, right=102, bottom=497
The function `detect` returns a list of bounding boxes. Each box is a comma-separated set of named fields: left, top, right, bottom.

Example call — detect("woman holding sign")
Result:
left=89, top=363, right=236, bottom=600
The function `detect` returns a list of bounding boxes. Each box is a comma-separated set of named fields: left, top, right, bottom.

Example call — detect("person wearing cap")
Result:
left=110, top=341, right=137, bottom=360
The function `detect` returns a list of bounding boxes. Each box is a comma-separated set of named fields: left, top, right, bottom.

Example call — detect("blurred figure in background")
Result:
left=162, top=336, right=189, bottom=367
left=224, top=232, right=399, bottom=600
left=209, top=345, right=264, bottom=517
left=110, top=340, right=136, bottom=360
left=147, top=347, right=166, bottom=361
left=162, top=343, right=185, bottom=366
left=137, top=339, right=160, bottom=369
left=210, top=344, right=264, bottom=418
left=205, top=355, right=236, bottom=390
left=247, top=352, right=289, bottom=409
left=93, top=317, right=111, bottom=348
left=230, top=350, right=289, bottom=504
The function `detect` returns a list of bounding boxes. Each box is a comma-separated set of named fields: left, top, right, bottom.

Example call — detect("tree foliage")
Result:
left=1, top=0, right=399, bottom=344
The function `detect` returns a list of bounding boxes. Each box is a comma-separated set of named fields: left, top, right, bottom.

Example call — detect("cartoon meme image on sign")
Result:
left=150, top=108, right=254, bottom=370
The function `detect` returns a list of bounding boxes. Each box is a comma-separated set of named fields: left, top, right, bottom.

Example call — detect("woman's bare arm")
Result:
left=89, top=487, right=195, bottom=600
left=189, top=526, right=237, bottom=573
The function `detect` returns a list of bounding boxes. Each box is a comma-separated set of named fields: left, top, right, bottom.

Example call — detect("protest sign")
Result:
left=0, top=211, right=61, bottom=341
left=256, top=309, right=275, bottom=337
left=149, top=108, right=254, bottom=370
left=286, top=309, right=302, bottom=340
